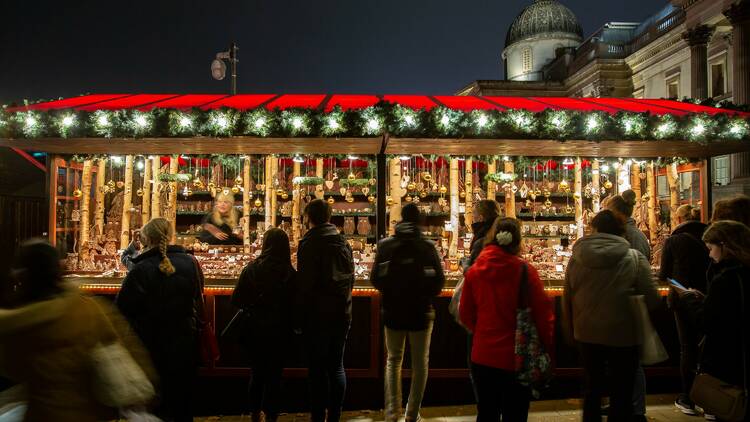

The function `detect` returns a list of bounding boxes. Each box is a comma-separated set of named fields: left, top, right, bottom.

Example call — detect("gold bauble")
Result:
left=419, top=191, right=428, bottom=198
left=254, top=198, right=262, bottom=207
left=107, top=180, right=116, bottom=189
left=559, top=180, right=569, bottom=191
left=543, top=190, right=551, bottom=198
left=116, top=181, right=125, bottom=189
left=234, top=176, right=243, bottom=186
left=348, top=172, right=356, bottom=181
left=72, top=189, right=83, bottom=199
left=185, top=189, right=193, bottom=197
left=136, top=188, right=144, bottom=197
left=544, top=200, right=553, bottom=208
left=369, top=178, right=377, bottom=186
left=525, top=200, right=532, bottom=207
left=459, top=191, right=466, bottom=199
left=386, top=196, right=394, bottom=206
left=276, top=188, right=285, bottom=196
left=231, top=186, right=241, bottom=194
left=345, top=196, right=354, bottom=203
left=405, top=195, right=413, bottom=202
left=327, top=197, right=335, bottom=204
left=604, top=180, right=613, bottom=189
left=439, top=185, right=448, bottom=194
left=573, top=192, right=582, bottom=200
left=529, top=193, right=537, bottom=200
left=407, top=182, right=416, bottom=191
left=422, top=172, right=432, bottom=182
left=368, top=195, right=375, bottom=203
left=565, top=205, right=574, bottom=214
left=193, top=179, right=203, bottom=188
left=255, top=183, right=263, bottom=190
left=281, top=192, right=289, bottom=200
left=208, top=182, right=216, bottom=190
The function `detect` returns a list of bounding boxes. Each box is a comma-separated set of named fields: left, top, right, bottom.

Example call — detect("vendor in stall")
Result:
left=199, top=191, right=243, bottom=245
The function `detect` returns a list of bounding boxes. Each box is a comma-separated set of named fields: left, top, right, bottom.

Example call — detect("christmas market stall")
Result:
left=2, top=94, right=749, bottom=408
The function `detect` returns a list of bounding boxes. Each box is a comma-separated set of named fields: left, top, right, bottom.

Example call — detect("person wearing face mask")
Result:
left=199, top=191, right=243, bottom=245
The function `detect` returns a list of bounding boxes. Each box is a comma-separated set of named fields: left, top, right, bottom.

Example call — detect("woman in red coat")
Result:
left=459, top=217, right=554, bottom=422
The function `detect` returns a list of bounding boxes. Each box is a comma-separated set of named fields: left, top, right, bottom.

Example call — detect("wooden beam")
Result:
left=120, top=155, right=134, bottom=249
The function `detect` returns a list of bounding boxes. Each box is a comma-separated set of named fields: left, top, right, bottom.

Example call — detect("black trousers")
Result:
left=470, top=362, right=531, bottom=422
left=155, top=367, right=196, bottom=422
left=674, top=309, right=700, bottom=402
left=579, top=343, right=639, bottom=422
left=305, top=323, right=350, bottom=422
left=247, top=336, right=285, bottom=419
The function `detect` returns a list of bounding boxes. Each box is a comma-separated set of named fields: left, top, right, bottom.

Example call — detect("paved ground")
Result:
left=195, top=394, right=704, bottom=421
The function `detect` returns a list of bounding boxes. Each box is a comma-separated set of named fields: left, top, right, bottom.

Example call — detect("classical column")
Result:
left=726, top=2, right=750, bottom=179
left=682, top=25, right=715, bottom=100
left=725, top=1, right=750, bottom=105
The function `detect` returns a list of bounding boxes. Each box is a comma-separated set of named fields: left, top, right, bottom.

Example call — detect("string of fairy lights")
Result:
left=1, top=103, right=748, bottom=143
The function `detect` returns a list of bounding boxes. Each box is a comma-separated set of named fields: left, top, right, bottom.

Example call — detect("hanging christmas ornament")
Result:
left=361, top=187, right=370, bottom=196
left=559, top=179, right=570, bottom=192
left=543, top=189, right=551, bottom=198
left=116, top=181, right=125, bottom=189
left=107, top=180, right=116, bottom=190
left=193, top=179, right=204, bottom=189
left=281, top=192, right=289, bottom=200
left=136, top=188, right=144, bottom=197
left=533, top=189, right=542, bottom=197
left=642, top=193, right=651, bottom=201
left=405, top=195, right=413, bottom=202
left=386, top=196, right=394, bottom=206
left=339, top=187, right=347, bottom=196
left=234, top=176, right=243, bottom=186
left=419, top=190, right=428, bottom=198
left=416, top=182, right=425, bottom=192
left=525, top=199, right=532, bottom=207
left=413, top=196, right=420, bottom=203
left=544, top=199, right=553, bottom=208
left=439, top=185, right=448, bottom=194
left=368, top=195, right=375, bottom=203
left=347, top=172, right=356, bottom=181
left=459, top=191, right=466, bottom=199
left=639, top=172, right=647, bottom=180
left=72, top=188, right=83, bottom=199
left=255, top=183, right=263, bottom=191
left=231, top=186, right=241, bottom=194
left=511, top=185, right=519, bottom=193
left=565, top=205, right=574, bottom=214
left=529, top=192, right=537, bottom=200
left=369, top=178, right=376, bottom=186
left=186, top=188, right=193, bottom=197
left=604, top=180, right=613, bottom=189
left=407, top=182, right=416, bottom=191
left=573, top=192, right=582, bottom=200
left=422, top=172, right=432, bottom=182
left=209, top=182, right=217, bottom=190
left=276, top=188, right=285, bottom=196
left=324, top=180, right=334, bottom=190
left=519, top=182, right=529, bottom=198
left=345, top=195, right=354, bottom=203
left=327, top=196, right=335, bottom=204
left=254, top=198, right=262, bottom=207
left=223, top=188, right=231, bottom=196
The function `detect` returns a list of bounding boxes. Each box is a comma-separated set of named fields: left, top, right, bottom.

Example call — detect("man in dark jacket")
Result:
left=659, top=205, right=710, bottom=415
left=371, top=203, right=445, bottom=422
left=295, top=199, right=354, bottom=422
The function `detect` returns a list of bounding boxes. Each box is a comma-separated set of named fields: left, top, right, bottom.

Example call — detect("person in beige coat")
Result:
left=0, top=240, right=155, bottom=422
left=563, top=210, right=659, bottom=422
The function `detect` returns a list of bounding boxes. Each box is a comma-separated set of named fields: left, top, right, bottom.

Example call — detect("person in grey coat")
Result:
left=563, top=210, right=659, bottom=422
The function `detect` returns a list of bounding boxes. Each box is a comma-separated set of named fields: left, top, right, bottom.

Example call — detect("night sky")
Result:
left=2, top=0, right=664, bottom=104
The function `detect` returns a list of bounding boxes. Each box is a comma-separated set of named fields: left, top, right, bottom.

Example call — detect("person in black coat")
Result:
left=294, top=199, right=354, bottom=422
left=371, top=203, right=445, bottom=422
left=116, top=217, right=203, bottom=422
left=659, top=205, right=710, bottom=415
left=462, top=199, right=501, bottom=272
left=700, top=222, right=750, bottom=403
left=232, top=228, right=296, bottom=422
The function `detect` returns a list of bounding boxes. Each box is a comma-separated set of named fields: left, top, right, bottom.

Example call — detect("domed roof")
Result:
left=505, top=0, right=583, bottom=48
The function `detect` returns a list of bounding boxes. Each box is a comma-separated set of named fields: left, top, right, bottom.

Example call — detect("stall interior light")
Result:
left=293, top=155, right=305, bottom=163
left=601, top=164, right=610, bottom=172
left=399, top=155, right=411, bottom=161
left=562, top=158, right=574, bottom=165
left=503, top=155, right=510, bottom=162
left=347, top=155, right=359, bottom=160
left=455, top=156, right=466, bottom=161
left=136, top=161, right=145, bottom=171
left=111, top=156, right=123, bottom=165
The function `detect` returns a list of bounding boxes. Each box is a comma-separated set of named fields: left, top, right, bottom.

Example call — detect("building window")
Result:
left=666, top=78, right=680, bottom=99
left=714, top=155, right=730, bottom=186
left=710, top=61, right=726, bottom=97
left=522, top=47, right=533, bottom=72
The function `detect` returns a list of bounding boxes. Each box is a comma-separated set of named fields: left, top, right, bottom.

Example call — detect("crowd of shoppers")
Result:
left=1, top=192, right=749, bottom=422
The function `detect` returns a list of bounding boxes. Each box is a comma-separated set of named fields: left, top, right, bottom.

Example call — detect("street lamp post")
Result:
left=211, top=42, right=239, bottom=95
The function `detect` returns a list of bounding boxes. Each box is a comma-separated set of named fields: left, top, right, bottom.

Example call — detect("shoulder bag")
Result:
left=514, top=263, right=553, bottom=398
left=690, top=274, right=747, bottom=421
left=190, top=255, right=221, bottom=365
left=629, top=250, right=669, bottom=365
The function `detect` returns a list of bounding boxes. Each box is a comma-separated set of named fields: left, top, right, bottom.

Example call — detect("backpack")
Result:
left=376, top=238, right=436, bottom=296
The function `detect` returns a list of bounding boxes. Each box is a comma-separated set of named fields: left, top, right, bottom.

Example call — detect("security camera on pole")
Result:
left=211, top=42, right=239, bottom=95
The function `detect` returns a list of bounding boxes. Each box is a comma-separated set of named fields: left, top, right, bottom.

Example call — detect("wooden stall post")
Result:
left=630, top=163, right=642, bottom=196
left=647, top=161, right=658, bottom=242
left=592, top=159, right=601, bottom=213
left=449, top=157, right=459, bottom=257
left=575, top=157, right=583, bottom=237
left=168, top=157, right=178, bottom=242
left=151, top=157, right=161, bottom=218
left=94, top=158, right=106, bottom=236
left=504, top=159, right=516, bottom=218
left=141, top=157, right=151, bottom=226
left=264, top=157, right=272, bottom=231
left=315, top=157, right=324, bottom=199
left=487, top=159, right=497, bottom=201
left=120, top=155, right=134, bottom=249
left=243, top=157, right=251, bottom=246
left=292, top=161, right=301, bottom=242
left=464, top=158, right=474, bottom=229
left=389, top=157, right=402, bottom=235
left=667, top=162, right=680, bottom=230
left=618, top=161, right=631, bottom=194
left=270, top=157, right=278, bottom=228
left=79, top=159, right=93, bottom=248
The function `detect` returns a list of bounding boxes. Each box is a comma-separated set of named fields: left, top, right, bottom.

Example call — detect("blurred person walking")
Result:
left=371, top=203, right=445, bottom=422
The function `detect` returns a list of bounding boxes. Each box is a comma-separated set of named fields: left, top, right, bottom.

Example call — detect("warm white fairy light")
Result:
left=62, top=115, right=76, bottom=127
left=136, top=160, right=145, bottom=171
left=216, top=115, right=229, bottom=129
left=404, top=115, right=416, bottom=127
left=292, top=117, right=303, bottom=129
left=134, top=115, right=149, bottom=128
left=179, top=116, right=193, bottom=128
left=440, top=115, right=450, bottom=126
left=691, top=123, right=706, bottom=136
left=503, top=156, right=510, bottom=162
left=24, top=116, right=37, bottom=128
left=347, top=155, right=358, bottom=160
left=253, top=117, right=265, bottom=128
left=327, top=117, right=340, bottom=130
left=97, top=114, right=110, bottom=127
left=586, top=115, right=600, bottom=132
left=399, top=155, right=410, bottom=161
left=111, top=156, right=123, bottom=165
left=367, top=118, right=380, bottom=132
left=476, top=113, right=489, bottom=128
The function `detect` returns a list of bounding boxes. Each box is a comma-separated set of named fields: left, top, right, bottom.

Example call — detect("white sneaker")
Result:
left=704, top=414, right=717, bottom=421
left=674, top=398, right=699, bottom=416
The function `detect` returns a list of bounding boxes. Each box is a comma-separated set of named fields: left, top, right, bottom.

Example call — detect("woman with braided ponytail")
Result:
left=116, top=217, right=203, bottom=422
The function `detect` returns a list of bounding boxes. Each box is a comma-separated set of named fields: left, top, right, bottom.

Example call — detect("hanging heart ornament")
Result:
left=339, top=187, right=347, bottom=196
left=361, top=187, right=370, bottom=195
left=325, top=180, right=334, bottom=190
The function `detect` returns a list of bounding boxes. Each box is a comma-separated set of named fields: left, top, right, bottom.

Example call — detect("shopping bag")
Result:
left=91, top=341, right=155, bottom=407
left=630, top=294, right=669, bottom=365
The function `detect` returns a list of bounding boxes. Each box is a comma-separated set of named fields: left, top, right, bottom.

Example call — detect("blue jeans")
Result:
left=305, top=323, right=350, bottom=422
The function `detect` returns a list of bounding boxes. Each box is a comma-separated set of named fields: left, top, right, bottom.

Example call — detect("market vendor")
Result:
left=199, top=191, right=243, bottom=245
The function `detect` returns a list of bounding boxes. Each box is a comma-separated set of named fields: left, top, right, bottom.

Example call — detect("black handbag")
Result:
left=690, top=274, right=747, bottom=421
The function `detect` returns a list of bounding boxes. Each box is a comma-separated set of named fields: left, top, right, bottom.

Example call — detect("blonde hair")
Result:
left=211, top=191, right=239, bottom=229
left=676, top=204, right=701, bottom=222
left=141, top=217, right=175, bottom=275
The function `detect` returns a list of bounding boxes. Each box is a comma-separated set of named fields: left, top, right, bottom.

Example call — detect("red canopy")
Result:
left=10, top=94, right=748, bottom=117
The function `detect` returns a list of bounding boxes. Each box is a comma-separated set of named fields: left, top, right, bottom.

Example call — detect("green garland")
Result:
left=1, top=101, right=748, bottom=143
left=340, top=178, right=371, bottom=187
left=158, top=173, right=193, bottom=182
left=293, top=176, right=324, bottom=186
